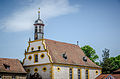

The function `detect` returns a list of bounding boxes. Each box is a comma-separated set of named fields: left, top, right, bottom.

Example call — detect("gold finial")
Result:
left=38, top=8, right=40, bottom=19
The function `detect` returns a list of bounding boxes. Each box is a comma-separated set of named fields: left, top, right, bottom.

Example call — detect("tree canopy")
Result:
left=81, top=45, right=99, bottom=65
left=100, top=48, right=120, bottom=74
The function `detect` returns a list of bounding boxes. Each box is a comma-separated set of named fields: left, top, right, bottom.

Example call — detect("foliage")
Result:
left=81, top=45, right=99, bottom=64
left=101, top=48, right=120, bottom=74
left=102, top=48, right=110, bottom=61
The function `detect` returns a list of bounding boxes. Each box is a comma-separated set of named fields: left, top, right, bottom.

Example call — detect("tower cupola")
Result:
left=34, top=8, right=44, bottom=40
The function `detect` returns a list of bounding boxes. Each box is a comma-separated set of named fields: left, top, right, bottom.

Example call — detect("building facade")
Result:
left=23, top=9, right=102, bottom=79
left=0, top=58, right=26, bottom=79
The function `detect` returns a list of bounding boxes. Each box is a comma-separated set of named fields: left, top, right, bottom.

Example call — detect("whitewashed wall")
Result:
left=25, top=64, right=52, bottom=79
left=53, top=65, right=101, bottom=79
left=23, top=52, right=50, bottom=66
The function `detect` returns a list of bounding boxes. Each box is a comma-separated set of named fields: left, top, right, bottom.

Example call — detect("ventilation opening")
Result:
left=83, top=57, right=87, bottom=62
left=3, top=64, right=10, bottom=70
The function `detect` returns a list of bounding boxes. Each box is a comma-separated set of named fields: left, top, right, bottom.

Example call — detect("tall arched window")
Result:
left=69, top=68, right=73, bottom=79
left=78, top=69, right=81, bottom=79
left=86, top=69, right=89, bottom=79
left=34, top=54, right=38, bottom=63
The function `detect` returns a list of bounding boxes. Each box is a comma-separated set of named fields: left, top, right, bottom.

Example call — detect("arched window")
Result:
left=86, top=69, right=89, bottom=79
left=78, top=69, right=81, bottom=79
left=69, top=68, right=73, bottom=79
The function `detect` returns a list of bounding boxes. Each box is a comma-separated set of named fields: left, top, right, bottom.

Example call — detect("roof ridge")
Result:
left=45, top=39, right=79, bottom=47
left=0, top=58, right=18, bottom=60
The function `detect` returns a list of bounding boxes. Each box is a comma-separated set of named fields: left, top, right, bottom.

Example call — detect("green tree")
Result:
left=101, top=48, right=120, bottom=74
left=100, top=48, right=110, bottom=73
left=81, top=45, right=99, bottom=64
left=102, top=48, right=110, bottom=61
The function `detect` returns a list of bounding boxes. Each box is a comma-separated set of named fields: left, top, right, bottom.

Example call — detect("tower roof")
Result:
left=34, top=8, right=44, bottom=25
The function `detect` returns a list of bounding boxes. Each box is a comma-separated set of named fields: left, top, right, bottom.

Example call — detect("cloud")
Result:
left=0, top=0, right=79, bottom=32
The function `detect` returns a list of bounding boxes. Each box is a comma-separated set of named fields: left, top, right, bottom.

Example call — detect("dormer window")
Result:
left=62, top=52, right=67, bottom=60
left=3, top=64, right=10, bottom=70
left=83, top=56, right=87, bottom=62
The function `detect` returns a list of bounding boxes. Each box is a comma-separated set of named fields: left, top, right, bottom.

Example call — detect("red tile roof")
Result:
left=96, top=74, right=120, bottom=79
left=0, top=58, right=26, bottom=74
left=45, top=39, right=101, bottom=68
left=114, top=68, right=120, bottom=73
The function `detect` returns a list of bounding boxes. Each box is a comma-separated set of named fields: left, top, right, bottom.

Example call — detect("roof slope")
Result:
left=0, top=58, right=26, bottom=73
left=45, top=39, right=100, bottom=68
left=96, top=74, right=120, bottom=79
left=114, top=68, right=120, bottom=73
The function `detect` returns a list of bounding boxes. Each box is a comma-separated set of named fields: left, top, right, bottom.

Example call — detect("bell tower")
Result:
left=34, top=8, right=44, bottom=40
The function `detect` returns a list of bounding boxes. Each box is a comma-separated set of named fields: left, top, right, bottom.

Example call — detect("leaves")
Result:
left=101, top=48, right=120, bottom=74
left=81, top=45, right=99, bottom=64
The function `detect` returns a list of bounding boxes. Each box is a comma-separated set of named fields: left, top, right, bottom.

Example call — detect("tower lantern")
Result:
left=34, top=8, right=44, bottom=40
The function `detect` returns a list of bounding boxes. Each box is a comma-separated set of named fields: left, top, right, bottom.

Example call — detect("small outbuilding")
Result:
left=0, top=58, right=26, bottom=79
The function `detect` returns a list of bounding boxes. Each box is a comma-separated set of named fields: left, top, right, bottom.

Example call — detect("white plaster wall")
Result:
left=23, top=52, right=50, bottom=66
left=89, top=69, right=101, bottom=79
left=53, top=65, right=101, bottom=79
left=81, top=68, right=85, bottom=79
left=53, top=65, right=69, bottom=79
left=25, top=64, right=51, bottom=79
left=28, top=40, right=45, bottom=52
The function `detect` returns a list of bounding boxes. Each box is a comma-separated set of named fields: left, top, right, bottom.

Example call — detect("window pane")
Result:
left=78, top=69, right=80, bottom=79
left=69, top=68, right=72, bottom=79
left=35, top=55, right=38, bottom=62
left=35, top=26, right=37, bottom=33
left=86, top=70, right=88, bottom=79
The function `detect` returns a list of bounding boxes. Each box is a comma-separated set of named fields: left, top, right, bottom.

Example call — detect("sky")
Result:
left=0, top=0, right=120, bottom=61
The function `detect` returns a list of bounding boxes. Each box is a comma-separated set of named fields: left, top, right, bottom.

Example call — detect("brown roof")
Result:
left=0, top=58, right=26, bottom=74
left=45, top=39, right=101, bottom=68
left=96, top=74, right=120, bottom=79
left=114, top=68, right=120, bottom=73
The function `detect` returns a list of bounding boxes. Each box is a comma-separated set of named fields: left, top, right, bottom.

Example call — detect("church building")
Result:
left=23, top=9, right=102, bottom=79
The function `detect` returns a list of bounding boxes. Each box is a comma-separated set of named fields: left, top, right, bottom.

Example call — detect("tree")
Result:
left=102, top=48, right=110, bottom=62
left=81, top=45, right=99, bottom=64
left=100, top=48, right=120, bottom=74
left=100, top=48, right=110, bottom=73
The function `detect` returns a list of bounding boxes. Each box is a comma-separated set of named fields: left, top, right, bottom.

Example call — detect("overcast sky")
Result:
left=0, top=0, right=120, bottom=61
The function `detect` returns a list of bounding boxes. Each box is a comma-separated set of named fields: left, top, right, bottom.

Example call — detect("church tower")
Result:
left=23, top=8, right=102, bottom=79
left=23, top=9, right=52, bottom=79
left=34, top=8, right=44, bottom=40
